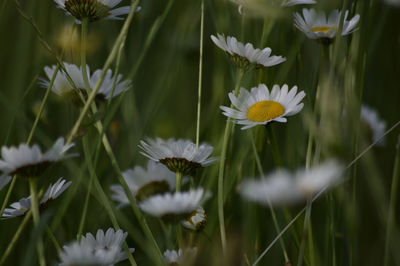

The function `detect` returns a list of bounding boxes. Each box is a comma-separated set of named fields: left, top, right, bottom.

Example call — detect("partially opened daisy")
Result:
left=211, top=34, right=286, bottom=70
left=0, top=138, right=74, bottom=179
left=139, top=138, right=217, bottom=175
left=221, top=84, right=306, bottom=130
left=2, top=178, right=71, bottom=219
left=360, top=105, right=387, bottom=146
left=239, top=160, right=343, bottom=206
left=139, top=188, right=206, bottom=220
left=110, top=161, right=177, bottom=206
left=294, top=9, right=360, bottom=44
left=181, top=206, right=207, bottom=232
left=163, top=248, right=197, bottom=265
left=53, top=0, right=132, bottom=23
left=40, top=62, right=131, bottom=105
left=59, top=228, right=134, bottom=266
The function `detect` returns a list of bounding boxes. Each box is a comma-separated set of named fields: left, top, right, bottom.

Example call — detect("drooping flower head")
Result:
left=239, top=160, right=343, bottom=206
left=181, top=206, right=207, bottom=232
left=294, top=8, right=360, bottom=44
left=59, top=228, right=134, bottom=266
left=110, top=161, right=177, bottom=206
left=211, top=34, right=286, bottom=70
left=139, top=188, right=206, bottom=221
left=220, top=84, right=306, bottom=130
left=139, top=138, right=217, bottom=175
left=2, top=178, right=71, bottom=219
left=40, top=62, right=132, bottom=105
left=53, top=0, right=132, bottom=23
left=0, top=138, right=74, bottom=180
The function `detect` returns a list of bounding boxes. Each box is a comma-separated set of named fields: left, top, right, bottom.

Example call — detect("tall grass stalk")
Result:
left=218, top=68, right=244, bottom=253
left=383, top=136, right=400, bottom=266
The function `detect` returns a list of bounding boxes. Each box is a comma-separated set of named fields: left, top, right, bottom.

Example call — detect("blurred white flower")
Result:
left=139, top=138, right=217, bottom=175
left=0, top=138, right=74, bottom=179
left=181, top=207, right=207, bottom=231
left=211, top=34, right=286, bottom=70
left=220, top=84, right=305, bottom=130
left=59, top=228, right=134, bottom=266
left=110, top=161, right=176, bottom=206
left=40, top=62, right=131, bottom=104
left=139, top=188, right=205, bottom=219
left=360, top=105, right=387, bottom=146
left=239, top=160, right=343, bottom=206
left=294, top=9, right=360, bottom=44
left=53, top=0, right=132, bottom=23
left=163, top=248, right=197, bottom=265
left=2, top=178, right=71, bottom=219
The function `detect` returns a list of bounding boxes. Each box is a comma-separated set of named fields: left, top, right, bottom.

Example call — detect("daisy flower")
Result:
left=360, top=105, right=387, bottom=146
left=59, top=228, right=134, bottom=266
left=181, top=207, right=207, bottom=232
left=163, top=248, right=197, bottom=265
left=139, top=188, right=205, bottom=220
left=53, top=0, right=132, bottom=23
left=220, top=84, right=306, bottom=130
left=0, top=138, right=74, bottom=179
left=294, top=8, right=360, bottom=44
left=110, top=161, right=176, bottom=206
left=239, top=160, right=343, bottom=206
left=211, top=34, right=286, bottom=70
left=2, top=178, right=71, bottom=219
left=40, top=62, right=132, bottom=105
left=139, top=138, right=217, bottom=175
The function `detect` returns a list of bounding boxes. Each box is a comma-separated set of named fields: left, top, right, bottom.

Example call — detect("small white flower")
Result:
left=294, top=8, right=360, bottom=43
left=360, top=105, right=387, bottom=146
left=0, top=175, right=11, bottom=191
left=53, top=0, right=132, bottom=23
left=220, top=84, right=306, bottom=130
left=2, top=178, right=71, bottom=219
left=59, top=228, right=134, bottom=266
left=139, top=188, right=205, bottom=218
left=0, top=138, right=74, bottom=179
left=181, top=207, right=207, bottom=231
left=40, top=63, right=131, bottom=104
left=110, top=161, right=176, bottom=206
left=139, top=138, right=217, bottom=175
left=211, top=34, right=286, bottom=69
left=163, top=248, right=197, bottom=265
left=239, top=160, right=343, bottom=206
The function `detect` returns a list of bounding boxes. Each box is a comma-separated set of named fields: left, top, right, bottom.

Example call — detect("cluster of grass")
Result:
left=0, top=0, right=399, bottom=265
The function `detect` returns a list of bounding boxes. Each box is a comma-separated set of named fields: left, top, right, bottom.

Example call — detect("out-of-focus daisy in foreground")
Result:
left=139, top=138, right=217, bottom=175
left=0, top=138, right=74, bottom=181
left=139, top=188, right=206, bottom=221
left=360, top=105, right=387, bottom=146
left=40, top=62, right=131, bottom=105
left=110, top=161, right=177, bottom=206
left=2, top=178, right=71, bottom=219
left=59, top=228, right=134, bottom=266
left=211, top=34, right=286, bottom=70
left=239, top=160, right=343, bottom=206
left=220, top=84, right=306, bottom=130
left=294, top=9, right=360, bottom=44
left=53, top=0, right=133, bottom=23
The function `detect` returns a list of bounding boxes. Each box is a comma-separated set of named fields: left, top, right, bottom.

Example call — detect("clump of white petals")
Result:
left=240, top=160, right=343, bottom=206
left=163, top=248, right=198, bottom=265
left=59, top=228, right=134, bottom=266
left=181, top=207, right=207, bottom=231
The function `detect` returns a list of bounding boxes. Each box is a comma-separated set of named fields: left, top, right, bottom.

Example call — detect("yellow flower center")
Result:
left=246, top=101, right=285, bottom=122
left=311, top=26, right=338, bottom=35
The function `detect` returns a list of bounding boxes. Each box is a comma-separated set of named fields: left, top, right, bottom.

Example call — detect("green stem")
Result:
left=249, top=131, right=290, bottom=263
left=297, top=198, right=313, bottom=266
left=29, top=178, right=46, bottom=266
left=80, top=18, right=91, bottom=93
left=46, top=226, right=61, bottom=252
left=383, top=138, right=400, bottom=266
left=195, top=0, right=204, bottom=148
left=218, top=69, right=244, bottom=253
left=176, top=172, right=182, bottom=192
